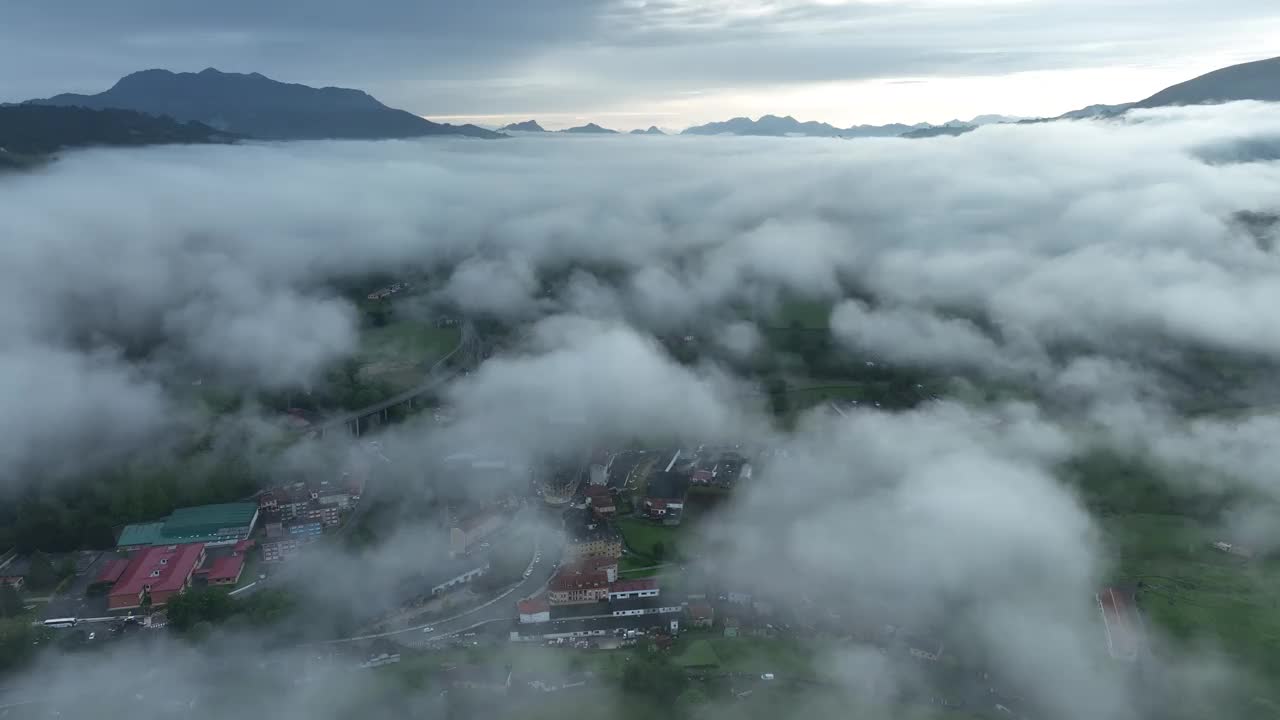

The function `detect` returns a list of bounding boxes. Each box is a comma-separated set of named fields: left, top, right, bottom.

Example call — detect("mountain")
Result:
left=682, top=114, right=931, bottom=138
left=1135, top=56, right=1280, bottom=108
left=901, top=124, right=976, bottom=139
left=968, top=114, right=1026, bottom=126
left=683, top=115, right=842, bottom=137
left=0, top=104, right=233, bottom=157
left=501, top=120, right=546, bottom=132
left=24, top=68, right=502, bottom=140
left=561, top=123, right=618, bottom=134
left=629, top=126, right=666, bottom=135
left=1051, top=103, right=1132, bottom=121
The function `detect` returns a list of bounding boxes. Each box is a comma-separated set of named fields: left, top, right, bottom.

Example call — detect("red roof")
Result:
left=109, top=544, right=205, bottom=601
left=95, top=558, right=130, bottom=585
left=550, top=571, right=610, bottom=592
left=693, top=470, right=713, bottom=481
left=610, top=578, right=658, bottom=594
left=200, top=554, right=245, bottom=583
left=645, top=499, right=668, bottom=510
left=518, top=596, right=550, bottom=614
left=562, top=556, right=617, bottom=575
left=585, top=484, right=610, bottom=496
left=688, top=603, right=714, bottom=619
left=234, top=539, right=255, bottom=553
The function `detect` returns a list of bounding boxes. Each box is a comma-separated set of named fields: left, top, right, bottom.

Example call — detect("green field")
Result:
left=1105, top=513, right=1280, bottom=681
left=356, top=320, right=460, bottom=388
left=616, top=517, right=684, bottom=561
left=771, top=298, right=833, bottom=329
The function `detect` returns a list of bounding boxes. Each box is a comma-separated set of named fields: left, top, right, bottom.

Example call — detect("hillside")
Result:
left=501, top=120, right=546, bottom=132
left=561, top=123, right=618, bottom=134
left=683, top=114, right=928, bottom=138
left=0, top=104, right=233, bottom=156
left=630, top=126, right=666, bottom=135
left=1136, top=56, right=1280, bottom=108
left=25, top=68, right=502, bottom=141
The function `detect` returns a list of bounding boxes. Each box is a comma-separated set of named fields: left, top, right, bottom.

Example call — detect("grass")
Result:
left=356, top=320, right=460, bottom=388
left=1104, top=513, right=1280, bottom=682
left=770, top=298, right=833, bottom=329
left=674, top=638, right=722, bottom=668
left=616, top=517, right=683, bottom=560
left=234, top=549, right=263, bottom=590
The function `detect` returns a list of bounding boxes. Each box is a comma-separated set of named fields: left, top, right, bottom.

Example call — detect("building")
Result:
left=564, top=522, right=623, bottom=562
left=116, top=503, right=259, bottom=550
left=723, top=618, right=740, bottom=638
left=427, top=558, right=491, bottom=596
left=511, top=613, right=681, bottom=642
left=608, top=578, right=659, bottom=601
left=194, top=540, right=253, bottom=587
left=688, top=603, right=715, bottom=628
left=589, top=464, right=608, bottom=486
left=287, top=521, right=324, bottom=539
left=450, top=511, right=506, bottom=556
left=518, top=596, right=551, bottom=624
left=107, top=544, right=207, bottom=611
left=642, top=471, right=689, bottom=521
left=560, top=556, right=618, bottom=583
left=548, top=571, right=611, bottom=605
left=0, top=555, right=30, bottom=589
left=585, top=487, right=616, bottom=518
left=263, top=537, right=313, bottom=563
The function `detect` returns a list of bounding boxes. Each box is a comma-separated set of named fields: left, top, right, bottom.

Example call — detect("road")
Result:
left=323, top=514, right=564, bottom=648
left=315, top=319, right=478, bottom=435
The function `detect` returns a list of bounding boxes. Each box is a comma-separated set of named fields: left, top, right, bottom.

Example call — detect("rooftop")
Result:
left=646, top=471, right=689, bottom=501
left=94, top=557, right=130, bottom=585
left=109, top=544, right=205, bottom=601
left=117, top=522, right=166, bottom=548
left=550, top=571, right=610, bottom=593
left=162, top=503, right=258, bottom=538
left=610, top=578, right=658, bottom=594
left=518, top=596, right=550, bottom=614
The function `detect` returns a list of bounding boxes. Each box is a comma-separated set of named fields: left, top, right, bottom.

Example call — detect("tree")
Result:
left=25, top=551, right=58, bottom=592
left=674, top=687, right=709, bottom=718
left=652, top=541, right=666, bottom=563
left=622, top=652, right=687, bottom=697
left=0, top=584, right=23, bottom=618
left=765, top=376, right=790, bottom=417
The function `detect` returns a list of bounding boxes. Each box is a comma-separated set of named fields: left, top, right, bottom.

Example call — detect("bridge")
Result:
left=314, top=319, right=480, bottom=438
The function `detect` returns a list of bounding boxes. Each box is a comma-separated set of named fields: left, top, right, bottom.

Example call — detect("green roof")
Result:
left=117, top=522, right=165, bottom=548
left=116, top=503, right=259, bottom=548
left=160, top=503, right=258, bottom=542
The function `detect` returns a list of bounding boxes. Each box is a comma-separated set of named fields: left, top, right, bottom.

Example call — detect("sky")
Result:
left=3, top=0, right=1279, bottom=129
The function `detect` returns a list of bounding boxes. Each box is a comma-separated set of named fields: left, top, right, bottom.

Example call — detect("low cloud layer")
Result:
left=5, top=102, right=1280, bottom=718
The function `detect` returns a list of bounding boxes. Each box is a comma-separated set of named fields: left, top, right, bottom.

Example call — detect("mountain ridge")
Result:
left=24, top=68, right=503, bottom=141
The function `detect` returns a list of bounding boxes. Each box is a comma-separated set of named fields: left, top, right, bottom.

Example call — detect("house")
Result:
left=642, top=471, right=689, bottom=521
left=589, top=465, right=608, bottom=486
left=90, top=557, right=131, bottom=592
left=107, top=543, right=207, bottom=611
left=518, top=596, right=551, bottom=624
left=588, top=493, right=616, bottom=519
left=0, top=555, right=30, bottom=589
left=548, top=571, right=611, bottom=605
left=564, top=521, right=622, bottom=562
left=608, top=578, right=659, bottom=601
left=723, top=618, right=740, bottom=638
left=450, top=511, right=505, bottom=556
left=1212, top=541, right=1254, bottom=559
left=561, top=556, right=619, bottom=583
left=688, top=603, right=715, bottom=628
left=194, top=540, right=253, bottom=587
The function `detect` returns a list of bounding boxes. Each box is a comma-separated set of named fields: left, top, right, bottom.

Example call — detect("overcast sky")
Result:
left=3, top=1, right=1279, bottom=129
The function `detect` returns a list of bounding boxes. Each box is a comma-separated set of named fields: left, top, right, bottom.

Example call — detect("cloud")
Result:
left=4, top=103, right=1280, bottom=716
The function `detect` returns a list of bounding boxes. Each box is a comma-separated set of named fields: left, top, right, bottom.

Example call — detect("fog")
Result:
left=5, top=102, right=1280, bottom=718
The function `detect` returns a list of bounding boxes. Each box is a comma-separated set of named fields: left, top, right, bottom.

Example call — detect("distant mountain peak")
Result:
left=501, top=120, right=546, bottom=132
left=23, top=68, right=503, bottom=141
left=561, top=122, right=618, bottom=134
left=630, top=126, right=666, bottom=135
